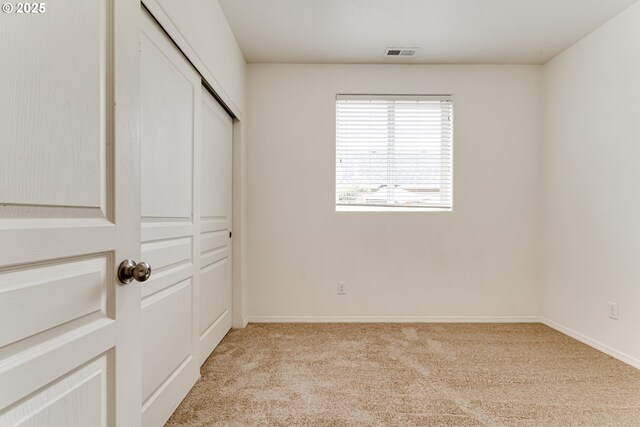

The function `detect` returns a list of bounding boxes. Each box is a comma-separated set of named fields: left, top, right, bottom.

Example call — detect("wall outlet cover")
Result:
left=608, top=302, right=619, bottom=320
left=337, top=282, right=346, bottom=295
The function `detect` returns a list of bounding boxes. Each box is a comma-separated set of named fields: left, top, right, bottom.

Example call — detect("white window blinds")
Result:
left=336, top=94, right=453, bottom=211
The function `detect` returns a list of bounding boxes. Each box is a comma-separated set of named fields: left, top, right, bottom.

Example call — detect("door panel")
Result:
left=141, top=237, right=192, bottom=271
left=200, top=92, right=232, bottom=221
left=199, top=258, right=230, bottom=335
left=0, top=355, right=110, bottom=427
left=0, top=0, right=112, bottom=249
left=140, top=33, right=193, bottom=219
left=141, top=279, right=192, bottom=400
left=140, top=9, right=200, bottom=426
left=0, top=1, right=105, bottom=209
left=0, top=256, right=109, bottom=349
left=198, top=90, right=233, bottom=366
left=0, top=0, right=140, bottom=425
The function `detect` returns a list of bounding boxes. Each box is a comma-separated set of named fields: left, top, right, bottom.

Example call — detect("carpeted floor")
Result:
left=166, top=323, right=640, bottom=426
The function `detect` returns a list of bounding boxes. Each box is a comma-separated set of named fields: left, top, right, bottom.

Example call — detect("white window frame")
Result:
left=335, top=94, right=454, bottom=212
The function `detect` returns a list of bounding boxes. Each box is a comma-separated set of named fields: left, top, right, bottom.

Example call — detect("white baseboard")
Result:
left=247, top=315, right=541, bottom=323
left=232, top=318, right=249, bottom=329
left=541, top=317, right=640, bottom=369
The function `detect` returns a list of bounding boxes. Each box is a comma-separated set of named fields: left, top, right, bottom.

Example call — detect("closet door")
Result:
left=139, top=9, right=200, bottom=427
left=198, top=89, right=233, bottom=366
left=0, top=0, right=141, bottom=426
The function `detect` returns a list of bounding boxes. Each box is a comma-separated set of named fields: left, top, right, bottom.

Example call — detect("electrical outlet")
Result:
left=608, top=302, right=619, bottom=320
left=337, top=282, right=346, bottom=295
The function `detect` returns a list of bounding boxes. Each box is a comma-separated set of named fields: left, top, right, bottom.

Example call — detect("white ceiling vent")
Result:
left=385, top=47, right=417, bottom=57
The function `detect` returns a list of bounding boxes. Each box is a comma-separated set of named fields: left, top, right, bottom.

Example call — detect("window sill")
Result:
left=336, top=206, right=452, bottom=212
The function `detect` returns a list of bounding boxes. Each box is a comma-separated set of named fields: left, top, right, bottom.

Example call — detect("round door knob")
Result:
left=118, top=259, right=152, bottom=284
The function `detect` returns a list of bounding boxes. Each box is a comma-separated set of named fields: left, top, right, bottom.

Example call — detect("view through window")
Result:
left=336, top=95, right=453, bottom=211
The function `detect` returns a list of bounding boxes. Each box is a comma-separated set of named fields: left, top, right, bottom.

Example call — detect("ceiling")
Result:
left=218, top=0, right=638, bottom=64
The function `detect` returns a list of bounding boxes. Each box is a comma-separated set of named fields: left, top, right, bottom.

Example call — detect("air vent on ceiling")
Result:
left=385, top=47, right=417, bottom=57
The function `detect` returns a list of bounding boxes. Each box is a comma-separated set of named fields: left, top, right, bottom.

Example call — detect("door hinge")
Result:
left=229, top=231, right=232, bottom=238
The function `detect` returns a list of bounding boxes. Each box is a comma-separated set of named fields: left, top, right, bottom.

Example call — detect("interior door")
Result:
left=139, top=9, right=200, bottom=426
left=0, top=0, right=141, bottom=426
left=198, top=89, right=233, bottom=366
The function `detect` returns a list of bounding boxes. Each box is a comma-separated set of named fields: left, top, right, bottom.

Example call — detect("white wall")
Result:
left=543, top=1, right=640, bottom=365
left=246, top=64, right=544, bottom=320
left=142, top=0, right=246, bottom=116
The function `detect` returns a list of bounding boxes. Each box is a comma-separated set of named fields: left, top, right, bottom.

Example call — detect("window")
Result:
left=336, top=94, right=453, bottom=211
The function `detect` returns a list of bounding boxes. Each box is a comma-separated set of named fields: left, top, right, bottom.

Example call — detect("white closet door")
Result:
left=139, top=9, right=201, bottom=427
left=198, top=90, right=233, bottom=366
left=0, top=0, right=141, bottom=426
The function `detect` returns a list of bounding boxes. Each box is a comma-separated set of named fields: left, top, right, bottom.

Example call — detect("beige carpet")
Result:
left=166, top=323, right=640, bottom=426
